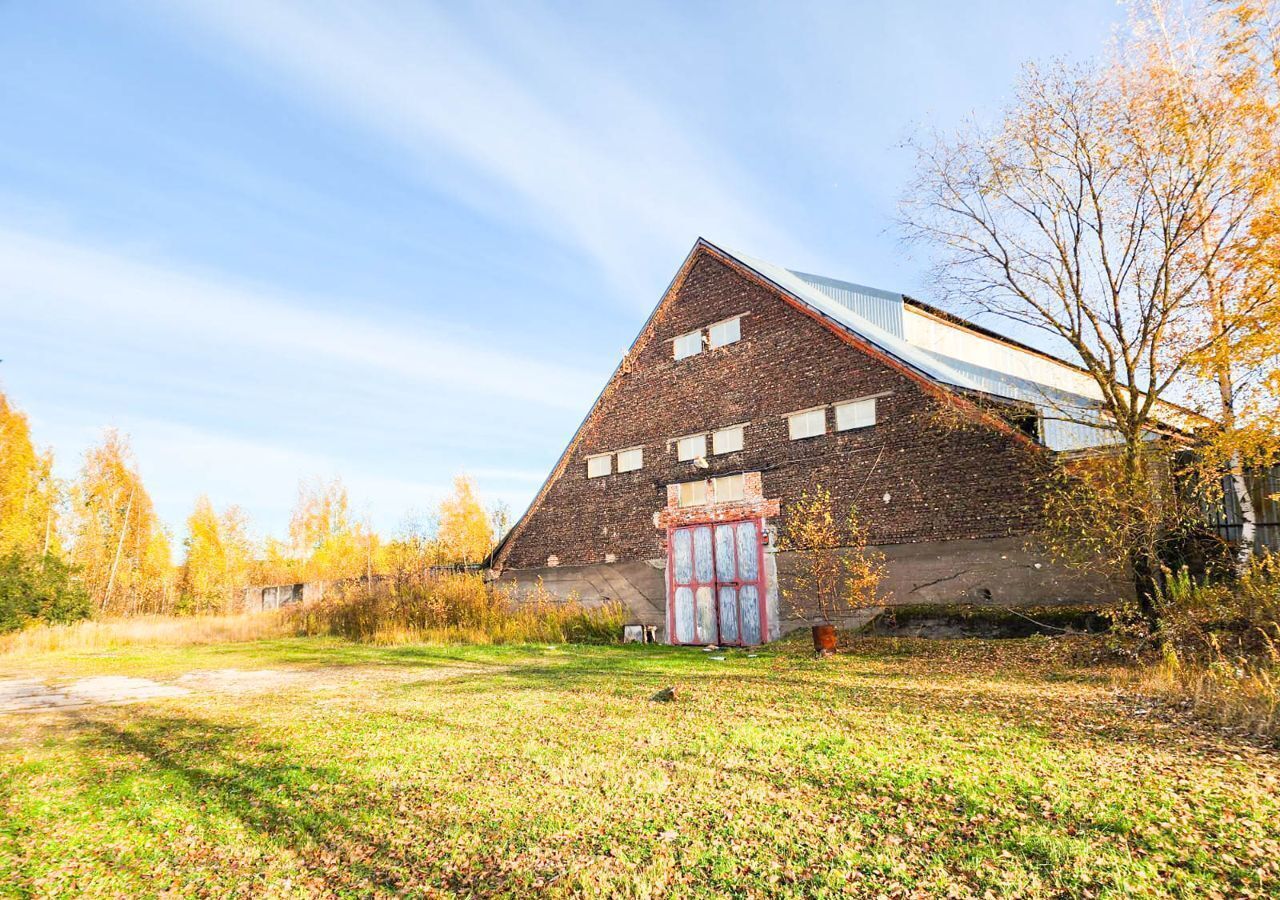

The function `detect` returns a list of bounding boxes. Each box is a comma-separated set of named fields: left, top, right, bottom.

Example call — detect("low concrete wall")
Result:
left=240, top=580, right=331, bottom=612
left=798, top=536, right=1128, bottom=608
left=499, top=559, right=668, bottom=629
left=497, top=536, right=1129, bottom=643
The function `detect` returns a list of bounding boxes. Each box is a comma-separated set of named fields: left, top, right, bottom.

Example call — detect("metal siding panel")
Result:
left=790, top=271, right=905, bottom=338
left=710, top=242, right=1197, bottom=445
left=917, top=349, right=1123, bottom=452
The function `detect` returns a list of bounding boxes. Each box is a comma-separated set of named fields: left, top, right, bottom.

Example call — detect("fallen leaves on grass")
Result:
left=1, top=636, right=1277, bottom=898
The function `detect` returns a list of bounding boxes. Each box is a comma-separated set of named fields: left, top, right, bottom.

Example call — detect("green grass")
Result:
left=2, top=636, right=1278, bottom=898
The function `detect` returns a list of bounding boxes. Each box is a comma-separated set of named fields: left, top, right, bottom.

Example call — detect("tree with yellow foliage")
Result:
left=777, top=486, right=886, bottom=626
left=437, top=475, right=494, bottom=566
left=0, top=389, right=88, bottom=631
left=68, top=430, right=172, bottom=615
left=251, top=536, right=304, bottom=588
left=901, top=0, right=1279, bottom=611
left=0, top=390, right=60, bottom=558
left=179, top=496, right=253, bottom=614
left=1128, top=0, right=1280, bottom=570
left=288, top=476, right=376, bottom=581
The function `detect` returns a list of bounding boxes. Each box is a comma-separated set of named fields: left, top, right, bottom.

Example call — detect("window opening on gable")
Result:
left=676, top=433, right=707, bottom=461
left=586, top=454, right=611, bottom=478
left=708, top=316, right=741, bottom=349
left=677, top=480, right=707, bottom=507
left=835, top=398, right=877, bottom=431
left=673, top=330, right=702, bottom=360
left=712, top=474, right=745, bottom=503
left=787, top=408, right=826, bottom=440
left=616, top=446, right=643, bottom=472
left=712, top=425, right=744, bottom=455
left=1004, top=407, right=1042, bottom=442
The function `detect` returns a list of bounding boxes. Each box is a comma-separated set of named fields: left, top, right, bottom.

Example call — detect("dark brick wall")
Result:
left=497, top=250, right=1044, bottom=570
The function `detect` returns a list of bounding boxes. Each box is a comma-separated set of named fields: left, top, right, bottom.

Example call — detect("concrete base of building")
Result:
left=494, top=536, right=1129, bottom=644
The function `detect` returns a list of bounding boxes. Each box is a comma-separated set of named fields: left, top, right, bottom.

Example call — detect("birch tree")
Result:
left=288, top=476, right=374, bottom=581
left=69, top=430, right=172, bottom=614
left=1166, top=0, right=1280, bottom=568
left=180, top=496, right=253, bottom=613
left=437, top=475, right=493, bottom=566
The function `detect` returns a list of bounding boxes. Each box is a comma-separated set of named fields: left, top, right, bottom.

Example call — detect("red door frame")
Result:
left=665, top=516, right=768, bottom=646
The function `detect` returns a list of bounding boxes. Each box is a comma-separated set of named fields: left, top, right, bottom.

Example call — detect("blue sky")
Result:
left=0, top=0, right=1125, bottom=541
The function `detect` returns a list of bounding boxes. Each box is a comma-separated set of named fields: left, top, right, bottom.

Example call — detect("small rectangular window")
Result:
left=835, top=398, right=877, bottom=431
left=712, top=425, right=744, bottom=455
left=787, top=408, right=826, bottom=440
left=586, top=454, right=611, bottom=478
left=712, top=474, right=745, bottom=503
left=616, top=446, right=643, bottom=472
left=677, top=480, right=707, bottom=507
left=673, top=330, right=702, bottom=360
left=1004, top=408, right=1041, bottom=442
left=676, top=433, right=707, bottom=461
left=708, top=316, right=741, bottom=349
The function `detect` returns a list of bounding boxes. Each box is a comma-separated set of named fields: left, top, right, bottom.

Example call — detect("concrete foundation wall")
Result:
left=498, top=536, right=1128, bottom=643
left=501, top=559, right=668, bottom=628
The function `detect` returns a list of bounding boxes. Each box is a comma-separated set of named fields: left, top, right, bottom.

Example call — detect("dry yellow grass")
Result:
left=0, top=612, right=294, bottom=656
left=1118, top=640, right=1280, bottom=744
left=0, top=575, right=624, bottom=655
left=281, top=573, right=625, bottom=645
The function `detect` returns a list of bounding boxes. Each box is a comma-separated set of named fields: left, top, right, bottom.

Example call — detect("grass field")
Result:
left=2, top=636, right=1278, bottom=898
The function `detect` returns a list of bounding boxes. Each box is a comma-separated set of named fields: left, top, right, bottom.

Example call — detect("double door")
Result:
left=668, top=519, right=766, bottom=646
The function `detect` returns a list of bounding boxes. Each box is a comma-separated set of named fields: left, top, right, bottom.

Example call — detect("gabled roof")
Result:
left=489, top=238, right=1206, bottom=567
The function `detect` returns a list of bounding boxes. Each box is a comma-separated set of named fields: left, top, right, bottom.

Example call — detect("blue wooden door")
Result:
left=670, top=519, right=765, bottom=646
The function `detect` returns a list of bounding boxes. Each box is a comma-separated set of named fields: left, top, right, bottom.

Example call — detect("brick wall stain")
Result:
left=498, top=251, right=1043, bottom=570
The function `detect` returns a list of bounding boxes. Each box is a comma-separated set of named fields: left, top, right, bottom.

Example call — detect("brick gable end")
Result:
left=496, top=249, right=1043, bottom=570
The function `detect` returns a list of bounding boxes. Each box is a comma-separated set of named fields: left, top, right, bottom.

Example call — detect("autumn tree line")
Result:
left=0, top=389, right=503, bottom=630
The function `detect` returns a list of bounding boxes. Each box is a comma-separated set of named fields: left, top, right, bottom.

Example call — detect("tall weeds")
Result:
left=1, top=574, right=625, bottom=654
left=1117, top=553, right=1280, bottom=744
left=1131, top=635, right=1280, bottom=741
left=281, top=573, right=624, bottom=645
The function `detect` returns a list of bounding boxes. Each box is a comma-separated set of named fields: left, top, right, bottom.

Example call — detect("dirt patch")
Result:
left=0, top=675, right=189, bottom=712
left=175, top=668, right=304, bottom=694
left=0, top=663, right=503, bottom=715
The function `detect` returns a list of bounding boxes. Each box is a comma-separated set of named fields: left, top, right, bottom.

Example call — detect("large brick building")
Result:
left=490, top=239, right=1177, bottom=644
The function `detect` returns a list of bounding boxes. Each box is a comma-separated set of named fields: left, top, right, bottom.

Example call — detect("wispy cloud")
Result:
left=0, top=226, right=598, bottom=410
left=151, top=0, right=802, bottom=302
left=30, top=407, right=544, bottom=537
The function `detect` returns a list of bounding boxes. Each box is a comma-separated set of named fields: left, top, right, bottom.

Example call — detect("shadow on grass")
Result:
left=70, top=710, right=419, bottom=894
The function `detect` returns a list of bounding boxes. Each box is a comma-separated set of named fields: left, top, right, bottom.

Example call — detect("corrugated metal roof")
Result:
left=707, top=239, right=1143, bottom=452
left=712, top=242, right=985, bottom=392
left=788, top=271, right=905, bottom=338
left=913, top=348, right=1118, bottom=451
